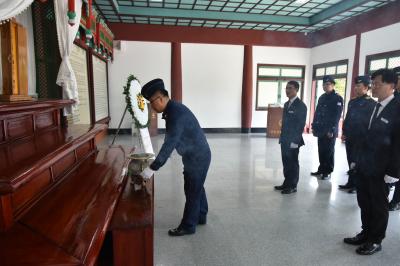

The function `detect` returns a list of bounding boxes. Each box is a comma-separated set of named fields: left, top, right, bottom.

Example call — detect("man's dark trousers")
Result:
left=356, top=173, right=389, bottom=243
left=180, top=151, right=211, bottom=232
left=281, top=143, right=300, bottom=188
left=317, top=135, right=336, bottom=174
left=345, top=140, right=356, bottom=186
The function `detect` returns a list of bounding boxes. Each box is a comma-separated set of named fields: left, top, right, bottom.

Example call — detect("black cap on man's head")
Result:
left=322, top=75, right=335, bottom=84
left=354, top=75, right=371, bottom=86
left=141, top=78, right=166, bottom=100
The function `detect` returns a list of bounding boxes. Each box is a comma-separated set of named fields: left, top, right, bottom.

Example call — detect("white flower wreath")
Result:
left=123, top=75, right=150, bottom=128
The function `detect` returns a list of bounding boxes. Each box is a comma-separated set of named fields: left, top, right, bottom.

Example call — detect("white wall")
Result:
left=252, top=46, right=311, bottom=127
left=310, top=36, right=356, bottom=108
left=182, top=43, right=243, bottom=128
left=108, top=41, right=171, bottom=128
left=360, top=22, right=400, bottom=74
left=0, top=7, right=36, bottom=96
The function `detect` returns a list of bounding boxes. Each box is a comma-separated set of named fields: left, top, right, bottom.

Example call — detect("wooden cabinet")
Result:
left=267, top=105, right=283, bottom=138
left=0, top=19, right=31, bottom=101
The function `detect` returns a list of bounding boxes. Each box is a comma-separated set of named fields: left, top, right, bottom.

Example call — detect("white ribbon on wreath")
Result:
left=128, top=79, right=149, bottom=127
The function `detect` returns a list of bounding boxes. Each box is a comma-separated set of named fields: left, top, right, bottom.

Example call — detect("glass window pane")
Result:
left=257, top=81, right=279, bottom=108
left=388, top=56, right=400, bottom=69
left=316, top=68, right=325, bottom=77
left=279, top=81, right=288, bottom=105
left=335, top=78, right=346, bottom=98
left=281, top=68, right=303, bottom=77
left=370, top=59, right=387, bottom=71
left=325, top=66, right=336, bottom=75
left=259, top=67, right=280, bottom=76
left=337, top=64, right=347, bottom=74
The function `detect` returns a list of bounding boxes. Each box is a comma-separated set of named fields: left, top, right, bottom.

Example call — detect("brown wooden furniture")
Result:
left=267, top=105, right=283, bottom=138
left=0, top=19, right=31, bottom=102
left=0, top=100, right=154, bottom=265
left=110, top=176, right=154, bottom=266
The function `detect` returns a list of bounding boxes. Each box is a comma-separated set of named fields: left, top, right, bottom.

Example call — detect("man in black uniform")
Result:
left=274, top=81, right=307, bottom=194
left=140, top=78, right=211, bottom=236
left=339, top=76, right=375, bottom=193
left=388, top=66, right=400, bottom=211
left=311, top=75, right=343, bottom=180
left=343, top=69, right=400, bottom=255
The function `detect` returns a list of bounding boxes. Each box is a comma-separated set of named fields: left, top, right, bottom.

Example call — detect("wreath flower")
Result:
left=123, top=75, right=150, bottom=128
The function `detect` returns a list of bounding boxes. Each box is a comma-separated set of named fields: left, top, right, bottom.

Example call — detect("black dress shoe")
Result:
left=338, top=183, right=353, bottom=189
left=168, top=227, right=195, bottom=236
left=281, top=188, right=297, bottom=194
left=344, top=232, right=367, bottom=245
left=320, top=174, right=331, bottom=180
left=389, top=202, right=400, bottom=211
left=348, top=188, right=357, bottom=194
left=310, top=171, right=322, bottom=176
left=274, top=185, right=286, bottom=190
left=356, top=242, right=382, bottom=255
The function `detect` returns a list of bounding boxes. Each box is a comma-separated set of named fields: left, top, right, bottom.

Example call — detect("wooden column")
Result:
left=241, top=45, right=253, bottom=133
left=350, top=33, right=361, bottom=99
left=171, top=42, right=182, bottom=102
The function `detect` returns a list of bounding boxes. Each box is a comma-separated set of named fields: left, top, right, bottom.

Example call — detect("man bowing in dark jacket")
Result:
left=275, top=81, right=307, bottom=194
left=140, top=78, right=211, bottom=237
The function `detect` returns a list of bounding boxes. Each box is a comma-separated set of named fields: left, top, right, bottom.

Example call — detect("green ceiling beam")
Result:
left=310, top=0, right=370, bottom=25
left=118, top=6, right=310, bottom=25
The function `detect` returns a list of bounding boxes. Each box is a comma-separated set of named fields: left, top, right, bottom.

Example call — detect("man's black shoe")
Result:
left=168, top=227, right=195, bottom=236
left=281, top=188, right=297, bottom=194
left=338, top=183, right=353, bottom=189
left=348, top=188, right=357, bottom=194
left=310, top=171, right=322, bottom=176
left=274, top=185, right=286, bottom=190
left=320, top=174, right=331, bottom=180
left=389, top=202, right=400, bottom=211
left=344, top=232, right=367, bottom=245
left=356, top=242, right=382, bottom=255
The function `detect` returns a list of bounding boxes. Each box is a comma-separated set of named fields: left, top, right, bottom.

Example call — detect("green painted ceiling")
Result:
left=94, top=0, right=394, bottom=32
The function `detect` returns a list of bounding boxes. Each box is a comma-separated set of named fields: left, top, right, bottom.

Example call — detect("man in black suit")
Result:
left=275, top=81, right=307, bottom=194
left=388, top=66, right=400, bottom=211
left=339, top=76, right=375, bottom=194
left=311, top=76, right=343, bottom=180
left=343, top=68, right=400, bottom=255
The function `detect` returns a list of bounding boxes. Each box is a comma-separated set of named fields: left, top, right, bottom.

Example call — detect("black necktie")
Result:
left=369, top=103, right=381, bottom=129
left=372, top=103, right=381, bottom=121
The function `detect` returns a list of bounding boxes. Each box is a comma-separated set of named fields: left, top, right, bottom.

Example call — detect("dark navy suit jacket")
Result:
left=279, top=97, right=307, bottom=146
left=356, top=97, right=400, bottom=178
left=150, top=100, right=211, bottom=172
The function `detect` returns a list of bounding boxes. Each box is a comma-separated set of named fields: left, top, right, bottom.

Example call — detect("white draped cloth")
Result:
left=54, top=0, right=82, bottom=115
left=0, top=0, right=34, bottom=23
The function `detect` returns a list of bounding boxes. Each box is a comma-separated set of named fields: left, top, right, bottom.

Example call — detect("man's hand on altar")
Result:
left=140, top=167, right=154, bottom=181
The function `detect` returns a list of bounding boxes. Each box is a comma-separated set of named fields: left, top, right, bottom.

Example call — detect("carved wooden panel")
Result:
left=52, top=152, right=76, bottom=180
left=35, top=111, right=56, bottom=130
left=12, top=169, right=52, bottom=215
left=76, top=140, right=92, bottom=161
left=7, top=116, right=34, bottom=140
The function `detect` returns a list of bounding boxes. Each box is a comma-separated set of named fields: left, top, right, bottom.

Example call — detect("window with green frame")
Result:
left=256, top=64, right=305, bottom=110
left=313, top=60, right=348, bottom=110
left=366, top=50, right=400, bottom=74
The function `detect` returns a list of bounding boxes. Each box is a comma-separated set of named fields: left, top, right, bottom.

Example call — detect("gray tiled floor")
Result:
left=108, top=133, right=400, bottom=266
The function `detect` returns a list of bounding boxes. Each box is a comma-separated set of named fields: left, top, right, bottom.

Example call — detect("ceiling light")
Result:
left=295, top=0, right=310, bottom=4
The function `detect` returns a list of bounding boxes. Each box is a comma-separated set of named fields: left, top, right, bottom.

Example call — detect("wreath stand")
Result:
left=111, top=105, right=128, bottom=145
